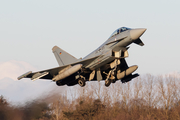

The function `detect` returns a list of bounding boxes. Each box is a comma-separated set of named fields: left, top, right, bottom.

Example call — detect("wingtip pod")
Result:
left=17, top=71, right=32, bottom=80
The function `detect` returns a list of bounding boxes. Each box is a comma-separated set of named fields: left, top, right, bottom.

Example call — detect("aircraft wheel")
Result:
left=78, top=78, right=86, bottom=87
left=56, top=80, right=64, bottom=86
left=105, top=79, right=111, bottom=87
left=111, top=79, right=116, bottom=83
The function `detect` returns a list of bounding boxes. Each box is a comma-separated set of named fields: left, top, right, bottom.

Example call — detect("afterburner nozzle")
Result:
left=130, top=28, right=146, bottom=40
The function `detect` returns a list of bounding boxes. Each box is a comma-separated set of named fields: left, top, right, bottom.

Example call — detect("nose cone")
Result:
left=130, top=28, right=146, bottom=40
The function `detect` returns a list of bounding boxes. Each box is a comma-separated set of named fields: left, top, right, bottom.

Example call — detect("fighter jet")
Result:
left=18, top=27, right=146, bottom=87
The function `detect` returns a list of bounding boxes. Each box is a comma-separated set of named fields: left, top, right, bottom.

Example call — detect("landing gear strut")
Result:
left=104, top=70, right=113, bottom=87
left=104, top=59, right=119, bottom=87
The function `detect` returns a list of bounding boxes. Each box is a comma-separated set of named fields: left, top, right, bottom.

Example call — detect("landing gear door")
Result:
left=114, top=49, right=129, bottom=58
left=124, top=50, right=129, bottom=58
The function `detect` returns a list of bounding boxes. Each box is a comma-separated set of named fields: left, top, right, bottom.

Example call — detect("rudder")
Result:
left=52, top=46, right=78, bottom=66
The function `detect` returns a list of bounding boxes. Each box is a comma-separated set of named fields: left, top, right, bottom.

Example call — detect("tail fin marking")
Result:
left=52, top=46, right=78, bottom=66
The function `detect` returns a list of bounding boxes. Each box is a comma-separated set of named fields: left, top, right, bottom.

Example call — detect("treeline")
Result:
left=1, top=74, right=180, bottom=120
left=0, top=95, right=51, bottom=120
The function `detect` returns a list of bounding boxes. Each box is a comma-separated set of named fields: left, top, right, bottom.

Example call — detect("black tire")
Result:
left=78, top=78, right=86, bottom=87
left=105, top=79, right=111, bottom=87
left=111, top=79, right=116, bottom=83
left=56, top=80, right=65, bottom=86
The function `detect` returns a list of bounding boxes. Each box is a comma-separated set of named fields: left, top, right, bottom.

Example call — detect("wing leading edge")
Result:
left=18, top=56, right=100, bottom=81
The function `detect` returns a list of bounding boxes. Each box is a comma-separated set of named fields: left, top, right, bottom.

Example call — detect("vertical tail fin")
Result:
left=52, top=46, right=78, bottom=66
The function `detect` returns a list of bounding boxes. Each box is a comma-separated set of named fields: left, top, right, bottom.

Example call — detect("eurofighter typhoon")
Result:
left=18, top=27, right=146, bottom=87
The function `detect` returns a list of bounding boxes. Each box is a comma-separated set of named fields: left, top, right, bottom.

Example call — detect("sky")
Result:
left=0, top=0, right=180, bottom=103
left=0, top=0, right=180, bottom=74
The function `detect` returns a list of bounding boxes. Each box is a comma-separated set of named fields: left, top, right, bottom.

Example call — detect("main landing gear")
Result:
left=78, top=77, right=86, bottom=87
left=104, top=59, right=119, bottom=87
left=105, top=79, right=111, bottom=87
left=105, top=75, right=116, bottom=87
left=104, top=70, right=115, bottom=87
left=104, top=70, right=117, bottom=87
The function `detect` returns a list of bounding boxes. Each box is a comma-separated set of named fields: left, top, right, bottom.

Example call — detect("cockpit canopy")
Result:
left=109, top=27, right=131, bottom=38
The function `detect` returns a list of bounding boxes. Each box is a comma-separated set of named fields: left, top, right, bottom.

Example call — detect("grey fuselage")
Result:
left=82, top=28, right=132, bottom=70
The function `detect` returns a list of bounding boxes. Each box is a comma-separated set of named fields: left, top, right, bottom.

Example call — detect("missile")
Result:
left=52, top=64, right=82, bottom=81
left=18, top=71, right=32, bottom=80
left=31, top=72, right=49, bottom=81
left=117, top=65, right=138, bottom=80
